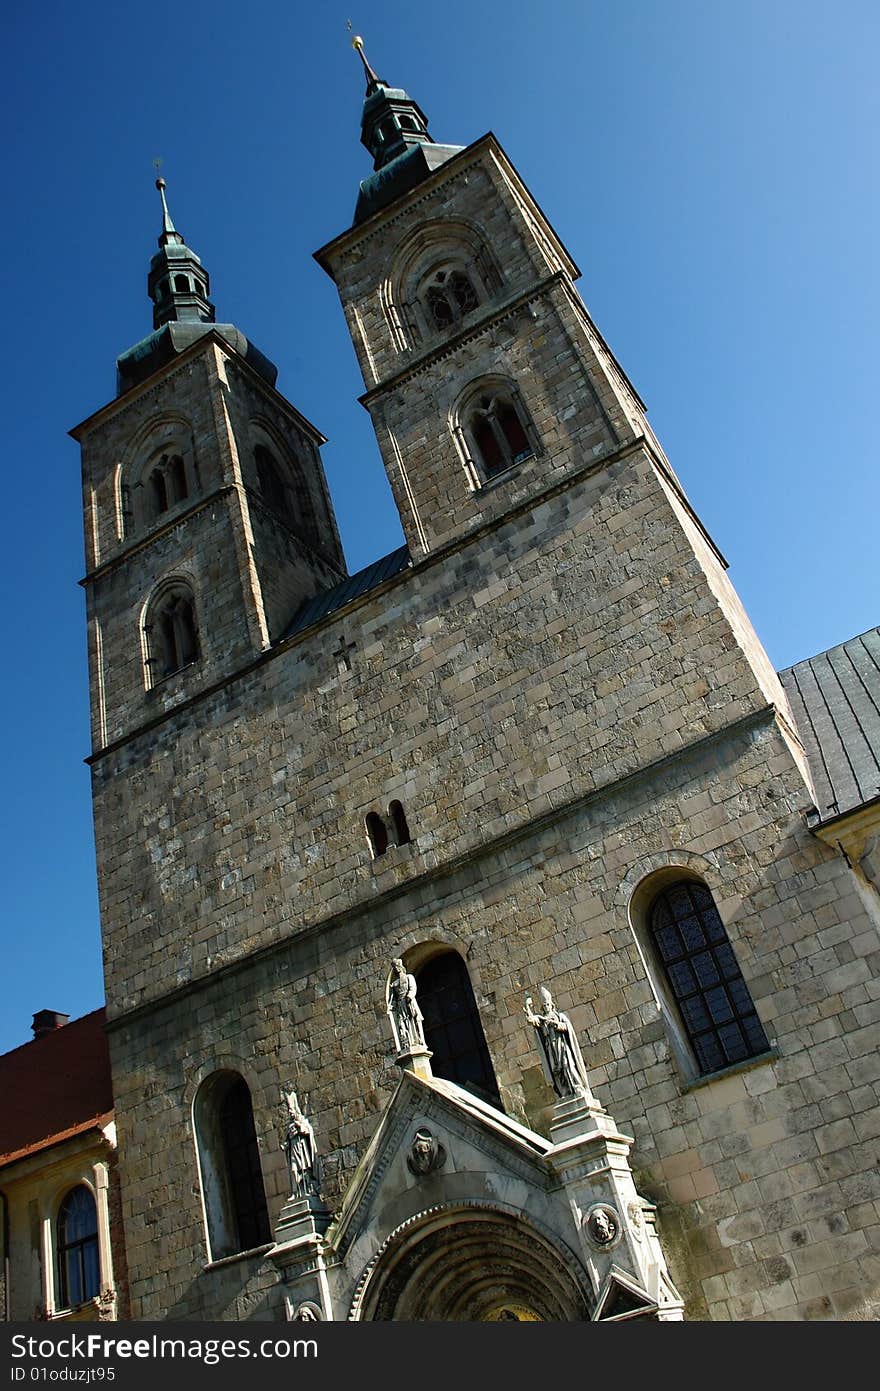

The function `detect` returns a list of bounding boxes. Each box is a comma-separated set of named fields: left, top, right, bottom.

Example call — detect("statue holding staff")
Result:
left=524, top=986, right=593, bottom=1101
left=386, top=957, right=426, bottom=1053
left=280, top=1088, right=321, bottom=1198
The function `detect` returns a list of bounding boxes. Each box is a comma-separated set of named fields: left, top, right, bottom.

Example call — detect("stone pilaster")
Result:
left=546, top=1095, right=684, bottom=1321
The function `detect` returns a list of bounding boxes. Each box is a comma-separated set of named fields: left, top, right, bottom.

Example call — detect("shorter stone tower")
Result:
left=72, top=181, right=346, bottom=752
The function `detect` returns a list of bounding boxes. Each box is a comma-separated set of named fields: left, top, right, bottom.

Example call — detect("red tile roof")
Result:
left=0, top=1009, right=114, bottom=1165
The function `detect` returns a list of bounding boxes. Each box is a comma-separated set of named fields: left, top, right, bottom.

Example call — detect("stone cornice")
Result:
left=69, top=331, right=327, bottom=446
left=357, top=273, right=567, bottom=406
left=86, top=435, right=648, bottom=764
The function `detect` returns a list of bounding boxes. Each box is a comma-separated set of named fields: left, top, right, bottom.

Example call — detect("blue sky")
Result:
left=1, top=1, right=877, bottom=1055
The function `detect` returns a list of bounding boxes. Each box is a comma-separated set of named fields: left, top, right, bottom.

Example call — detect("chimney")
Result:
left=32, top=1010, right=69, bottom=1040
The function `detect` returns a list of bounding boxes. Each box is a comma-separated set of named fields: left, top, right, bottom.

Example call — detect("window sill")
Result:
left=145, top=659, right=199, bottom=695
left=370, top=840, right=419, bottom=875
left=681, top=1048, right=779, bottom=1093
left=475, top=460, right=527, bottom=491
left=203, top=1241, right=274, bottom=1272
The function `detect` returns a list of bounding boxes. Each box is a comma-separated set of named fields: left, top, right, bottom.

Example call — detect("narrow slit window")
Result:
left=168, top=455, right=188, bottom=503
left=388, top=800, right=411, bottom=846
left=366, top=811, right=388, bottom=858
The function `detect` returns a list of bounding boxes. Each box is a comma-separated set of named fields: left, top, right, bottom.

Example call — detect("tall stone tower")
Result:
left=71, top=46, right=880, bottom=1322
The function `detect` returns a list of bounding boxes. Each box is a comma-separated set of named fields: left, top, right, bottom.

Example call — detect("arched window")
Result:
left=194, top=1072, right=271, bottom=1261
left=143, top=451, right=191, bottom=522
left=388, top=801, right=411, bottom=846
left=168, top=455, right=188, bottom=504
left=145, top=585, right=198, bottom=684
left=174, top=274, right=190, bottom=293
left=464, top=387, right=536, bottom=479
left=422, top=266, right=480, bottom=334
left=57, top=1186, right=100, bottom=1308
left=366, top=811, right=388, bottom=858
left=254, top=445, right=290, bottom=518
left=648, top=880, right=770, bottom=1075
left=415, top=951, right=501, bottom=1106
left=150, top=467, right=169, bottom=515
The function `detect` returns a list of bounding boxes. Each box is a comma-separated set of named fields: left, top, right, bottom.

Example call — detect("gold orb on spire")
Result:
left=352, top=34, right=364, bottom=51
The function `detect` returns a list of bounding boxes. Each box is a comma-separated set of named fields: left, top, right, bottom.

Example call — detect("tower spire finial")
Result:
left=352, top=34, right=383, bottom=94
left=145, top=176, right=214, bottom=331
left=155, top=176, right=184, bottom=247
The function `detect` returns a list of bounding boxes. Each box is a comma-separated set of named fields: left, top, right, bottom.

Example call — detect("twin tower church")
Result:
left=39, top=41, right=880, bottom=1320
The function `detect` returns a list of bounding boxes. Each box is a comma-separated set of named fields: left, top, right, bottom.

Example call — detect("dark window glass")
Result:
left=649, top=881, right=770, bottom=1075
left=218, top=1079, right=271, bottom=1252
left=150, top=468, right=169, bottom=515
left=174, top=274, right=190, bottom=293
left=168, top=456, right=188, bottom=503
left=472, top=414, right=504, bottom=474
left=427, top=287, right=455, bottom=330
left=153, top=591, right=197, bottom=679
left=366, top=811, right=388, bottom=857
left=497, top=403, right=532, bottom=462
left=416, top=952, right=501, bottom=1107
left=388, top=800, right=411, bottom=846
left=255, top=446, right=289, bottom=517
left=57, top=1187, right=100, bottom=1308
left=449, top=271, right=479, bottom=315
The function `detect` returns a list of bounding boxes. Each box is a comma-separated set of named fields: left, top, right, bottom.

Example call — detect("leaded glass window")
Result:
left=57, top=1187, right=100, bottom=1308
left=649, top=881, right=769, bottom=1075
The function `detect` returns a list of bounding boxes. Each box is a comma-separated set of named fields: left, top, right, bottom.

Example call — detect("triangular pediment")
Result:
left=328, top=1069, right=556, bottom=1264
left=592, top=1266, right=659, bottom=1321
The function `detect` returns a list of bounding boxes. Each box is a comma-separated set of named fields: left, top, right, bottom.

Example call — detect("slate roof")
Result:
left=283, top=544, right=411, bottom=640
left=780, top=626, right=880, bottom=824
left=0, top=1009, right=114, bottom=1165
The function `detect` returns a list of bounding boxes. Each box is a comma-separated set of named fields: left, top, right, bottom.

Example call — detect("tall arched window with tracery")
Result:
left=648, top=880, right=770, bottom=1075
left=57, top=1186, right=100, bottom=1309
left=144, top=584, right=199, bottom=685
left=415, top=951, right=501, bottom=1107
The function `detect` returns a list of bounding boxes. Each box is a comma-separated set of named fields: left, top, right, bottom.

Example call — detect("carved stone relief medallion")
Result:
left=584, top=1203, right=621, bottom=1248
left=406, top=1127, right=447, bottom=1176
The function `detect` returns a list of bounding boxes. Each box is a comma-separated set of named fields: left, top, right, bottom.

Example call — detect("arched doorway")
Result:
left=350, top=1204, right=591, bottom=1321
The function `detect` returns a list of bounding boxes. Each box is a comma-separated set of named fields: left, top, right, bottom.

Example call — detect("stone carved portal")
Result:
left=351, top=1206, right=590, bottom=1321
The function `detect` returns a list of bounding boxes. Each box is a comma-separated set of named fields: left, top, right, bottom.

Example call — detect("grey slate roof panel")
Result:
left=779, top=626, right=880, bottom=822
left=283, top=544, right=412, bottom=640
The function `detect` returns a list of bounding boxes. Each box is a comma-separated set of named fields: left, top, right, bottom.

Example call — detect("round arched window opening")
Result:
left=57, top=1186, right=100, bottom=1309
left=648, top=879, right=770, bottom=1075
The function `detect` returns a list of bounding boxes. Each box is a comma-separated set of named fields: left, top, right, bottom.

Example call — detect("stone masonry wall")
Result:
left=92, top=443, right=774, bottom=1013
left=105, top=714, right=880, bottom=1320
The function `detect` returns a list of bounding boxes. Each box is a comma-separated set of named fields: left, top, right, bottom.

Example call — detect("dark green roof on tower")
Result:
left=149, top=178, right=215, bottom=330
left=115, top=179, right=277, bottom=396
left=350, top=37, right=463, bottom=225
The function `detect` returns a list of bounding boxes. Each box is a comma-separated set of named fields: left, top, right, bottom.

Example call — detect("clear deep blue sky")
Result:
left=1, top=1, right=877, bottom=1055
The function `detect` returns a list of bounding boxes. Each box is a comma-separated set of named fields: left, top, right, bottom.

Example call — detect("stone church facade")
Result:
left=67, top=48, right=880, bottom=1321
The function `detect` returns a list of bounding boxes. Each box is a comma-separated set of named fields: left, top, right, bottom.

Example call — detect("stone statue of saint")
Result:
left=386, top=958, right=426, bottom=1053
left=280, top=1088, right=321, bottom=1198
left=524, top=987, right=593, bottom=1100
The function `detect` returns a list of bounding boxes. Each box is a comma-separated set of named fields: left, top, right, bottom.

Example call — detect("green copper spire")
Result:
left=352, top=36, right=435, bottom=171
left=148, top=178, right=215, bottom=331
left=349, top=38, right=463, bottom=225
